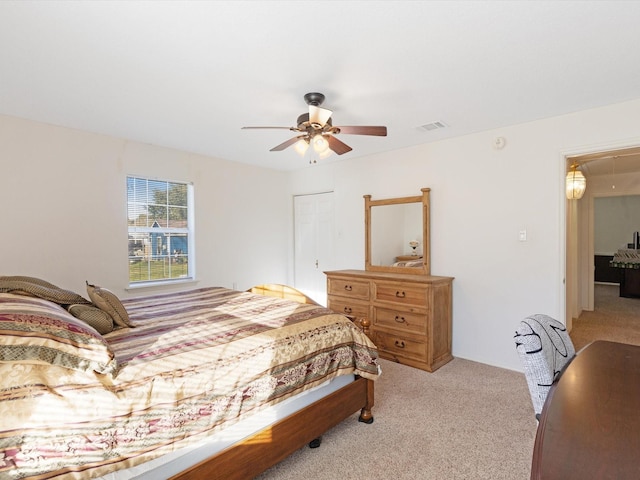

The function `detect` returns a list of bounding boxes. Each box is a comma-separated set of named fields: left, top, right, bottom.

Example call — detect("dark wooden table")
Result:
left=531, top=340, right=640, bottom=479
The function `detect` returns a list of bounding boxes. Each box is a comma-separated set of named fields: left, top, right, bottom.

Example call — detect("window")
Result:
left=127, top=176, right=194, bottom=285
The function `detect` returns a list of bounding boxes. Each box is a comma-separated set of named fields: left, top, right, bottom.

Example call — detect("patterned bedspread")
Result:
left=0, top=287, right=379, bottom=479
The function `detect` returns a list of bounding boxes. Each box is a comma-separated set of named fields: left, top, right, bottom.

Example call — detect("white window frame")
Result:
left=126, top=176, right=195, bottom=287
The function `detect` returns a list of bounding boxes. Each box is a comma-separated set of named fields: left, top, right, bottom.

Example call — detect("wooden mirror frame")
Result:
left=364, top=188, right=430, bottom=275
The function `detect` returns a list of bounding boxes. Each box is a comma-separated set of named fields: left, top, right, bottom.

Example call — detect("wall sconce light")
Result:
left=566, top=163, right=586, bottom=200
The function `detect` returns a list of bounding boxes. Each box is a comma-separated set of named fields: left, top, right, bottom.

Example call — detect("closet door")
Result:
left=294, top=192, right=334, bottom=305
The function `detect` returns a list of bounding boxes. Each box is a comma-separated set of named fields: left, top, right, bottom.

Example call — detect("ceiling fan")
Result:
left=242, top=92, right=387, bottom=158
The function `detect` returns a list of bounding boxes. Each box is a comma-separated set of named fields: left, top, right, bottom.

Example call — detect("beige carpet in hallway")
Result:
left=570, top=283, right=640, bottom=351
left=258, top=358, right=536, bottom=480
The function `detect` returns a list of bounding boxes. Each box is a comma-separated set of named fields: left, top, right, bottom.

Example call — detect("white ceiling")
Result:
left=2, top=1, right=640, bottom=171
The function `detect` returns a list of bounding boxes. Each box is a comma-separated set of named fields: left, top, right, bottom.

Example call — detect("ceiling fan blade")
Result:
left=270, top=136, right=301, bottom=152
left=309, top=105, right=332, bottom=127
left=242, top=126, right=292, bottom=130
left=335, top=126, right=387, bottom=136
left=327, top=135, right=352, bottom=155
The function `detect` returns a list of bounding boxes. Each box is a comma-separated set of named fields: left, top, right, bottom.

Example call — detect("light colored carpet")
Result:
left=258, top=358, right=536, bottom=480
left=258, top=284, right=640, bottom=480
left=570, top=283, right=640, bottom=351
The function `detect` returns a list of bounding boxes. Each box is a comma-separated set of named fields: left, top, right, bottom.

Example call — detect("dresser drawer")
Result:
left=374, top=282, right=428, bottom=308
left=372, top=330, right=427, bottom=362
left=325, top=270, right=453, bottom=372
left=373, top=307, right=427, bottom=335
left=327, top=278, right=370, bottom=300
left=327, top=297, right=369, bottom=319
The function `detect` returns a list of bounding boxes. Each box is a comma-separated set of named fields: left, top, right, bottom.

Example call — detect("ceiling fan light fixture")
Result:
left=294, top=138, right=309, bottom=156
left=566, top=163, right=586, bottom=200
left=309, top=105, right=332, bottom=128
left=318, top=147, right=333, bottom=160
left=312, top=134, right=329, bottom=154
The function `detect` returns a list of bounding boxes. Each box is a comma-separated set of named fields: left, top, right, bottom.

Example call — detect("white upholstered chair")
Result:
left=514, top=314, right=576, bottom=420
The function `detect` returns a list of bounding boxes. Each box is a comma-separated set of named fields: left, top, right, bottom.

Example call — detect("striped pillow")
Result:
left=0, top=293, right=117, bottom=375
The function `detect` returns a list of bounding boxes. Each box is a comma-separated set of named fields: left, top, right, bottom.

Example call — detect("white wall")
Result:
left=288, top=98, right=640, bottom=371
left=594, top=195, right=640, bottom=253
left=4, top=98, right=640, bottom=372
left=0, top=114, right=291, bottom=299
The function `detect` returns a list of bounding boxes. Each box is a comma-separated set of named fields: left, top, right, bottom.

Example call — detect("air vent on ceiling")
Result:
left=419, top=121, right=447, bottom=131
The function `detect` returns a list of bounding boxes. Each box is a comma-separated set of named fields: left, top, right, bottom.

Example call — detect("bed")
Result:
left=0, top=279, right=379, bottom=479
left=391, top=259, right=424, bottom=268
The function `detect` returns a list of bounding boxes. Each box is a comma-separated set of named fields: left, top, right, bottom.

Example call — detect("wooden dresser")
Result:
left=325, top=269, right=453, bottom=372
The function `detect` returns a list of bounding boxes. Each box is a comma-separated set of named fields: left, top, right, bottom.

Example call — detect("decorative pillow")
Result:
left=0, top=276, right=90, bottom=306
left=0, top=293, right=117, bottom=375
left=68, top=303, right=114, bottom=335
left=86, top=282, right=133, bottom=328
left=0, top=275, right=59, bottom=289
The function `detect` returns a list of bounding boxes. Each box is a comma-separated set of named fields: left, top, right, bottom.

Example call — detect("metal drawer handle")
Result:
left=344, top=307, right=353, bottom=314
left=394, top=340, right=406, bottom=349
left=395, top=291, right=406, bottom=298
left=344, top=285, right=353, bottom=291
left=394, top=315, right=406, bottom=323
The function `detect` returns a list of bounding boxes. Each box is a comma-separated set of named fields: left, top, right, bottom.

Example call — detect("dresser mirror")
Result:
left=364, top=188, right=430, bottom=275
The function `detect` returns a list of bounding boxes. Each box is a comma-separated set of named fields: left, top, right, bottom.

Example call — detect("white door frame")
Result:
left=562, top=138, right=640, bottom=330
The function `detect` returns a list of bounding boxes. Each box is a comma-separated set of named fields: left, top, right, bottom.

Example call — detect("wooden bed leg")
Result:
left=308, top=437, right=322, bottom=448
left=358, top=378, right=375, bottom=424
left=359, top=409, right=374, bottom=424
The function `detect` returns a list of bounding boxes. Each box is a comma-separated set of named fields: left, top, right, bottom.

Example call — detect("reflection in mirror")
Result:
left=371, top=203, right=423, bottom=266
left=364, top=188, right=430, bottom=275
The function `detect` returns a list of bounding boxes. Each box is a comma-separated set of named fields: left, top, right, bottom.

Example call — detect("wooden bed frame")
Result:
left=171, top=376, right=374, bottom=480
left=170, top=284, right=376, bottom=480
left=247, top=283, right=324, bottom=305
